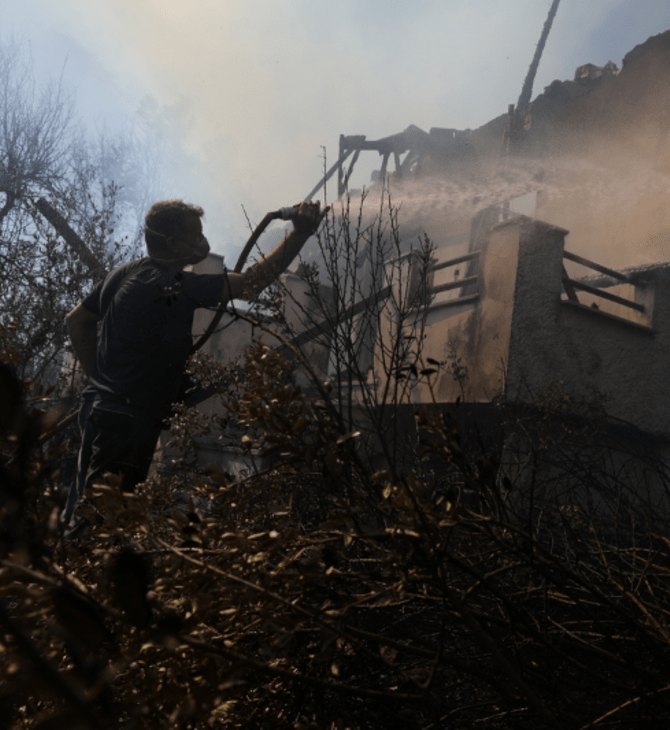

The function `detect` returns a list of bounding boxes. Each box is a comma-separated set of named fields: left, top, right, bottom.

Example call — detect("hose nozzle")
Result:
left=271, top=206, right=298, bottom=220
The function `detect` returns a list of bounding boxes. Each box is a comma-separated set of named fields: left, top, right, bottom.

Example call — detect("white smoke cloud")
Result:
left=4, top=0, right=670, bottom=260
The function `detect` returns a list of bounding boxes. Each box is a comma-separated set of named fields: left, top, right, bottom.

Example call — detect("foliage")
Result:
left=3, top=184, right=136, bottom=390
left=5, top=313, right=670, bottom=729
left=275, top=190, right=436, bottom=479
left=5, top=180, right=670, bottom=728
left=0, top=37, right=158, bottom=388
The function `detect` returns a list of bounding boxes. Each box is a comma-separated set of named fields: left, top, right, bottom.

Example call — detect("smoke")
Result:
left=320, top=138, right=670, bottom=275
left=49, top=1, right=604, bottom=235
left=543, top=154, right=670, bottom=268
left=103, top=0, right=670, bottom=262
left=5, top=0, right=670, bottom=263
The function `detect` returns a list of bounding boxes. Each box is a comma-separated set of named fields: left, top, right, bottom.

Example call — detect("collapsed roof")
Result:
left=315, top=29, right=670, bottom=197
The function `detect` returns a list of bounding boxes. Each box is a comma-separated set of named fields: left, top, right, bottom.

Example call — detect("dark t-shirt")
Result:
left=82, top=257, right=225, bottom=421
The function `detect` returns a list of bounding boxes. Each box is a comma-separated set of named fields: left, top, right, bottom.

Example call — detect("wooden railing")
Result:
left=425, top=250, right=480, bottom=309
left=428, top=250, right=479, bottom=274
left=561, top=250, right=646, bottom=316
left=288, top=250, right=482, bottom=349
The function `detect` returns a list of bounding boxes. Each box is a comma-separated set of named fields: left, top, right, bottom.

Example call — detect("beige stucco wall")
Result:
left=370, top=217, right=522, bottom=405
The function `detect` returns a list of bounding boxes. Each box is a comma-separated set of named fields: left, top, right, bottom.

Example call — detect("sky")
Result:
left=4, top=0, right=670, bottom=260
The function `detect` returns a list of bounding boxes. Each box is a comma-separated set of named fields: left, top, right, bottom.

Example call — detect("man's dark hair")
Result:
left=144, top=200, right=204, bottom=249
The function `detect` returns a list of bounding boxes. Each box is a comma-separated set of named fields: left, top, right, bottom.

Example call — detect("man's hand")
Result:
left=291, top=200, right=329, bottom=236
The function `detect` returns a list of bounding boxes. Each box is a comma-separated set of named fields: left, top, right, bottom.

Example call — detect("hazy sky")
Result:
left=4, top=0, right=670, bottom=258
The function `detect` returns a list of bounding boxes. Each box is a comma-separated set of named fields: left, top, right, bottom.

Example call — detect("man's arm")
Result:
left=65, top=303, right=100, bottom=377
left=223, top=201, right=326, bottom=304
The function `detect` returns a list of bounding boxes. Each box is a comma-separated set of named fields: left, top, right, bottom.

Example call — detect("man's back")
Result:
left=84, top=258, right=224, bottom=421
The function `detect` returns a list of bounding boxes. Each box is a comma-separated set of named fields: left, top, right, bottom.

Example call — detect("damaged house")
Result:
left=186, top=29, right=670, bottom=522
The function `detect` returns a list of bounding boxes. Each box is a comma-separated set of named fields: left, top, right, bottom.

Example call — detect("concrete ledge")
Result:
left=560, top=299, right=657, bottom=334
left=426, top=293, right=479, bottom=314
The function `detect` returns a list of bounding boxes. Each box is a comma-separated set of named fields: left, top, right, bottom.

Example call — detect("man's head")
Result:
left=144, top=200, right=210, bottom=268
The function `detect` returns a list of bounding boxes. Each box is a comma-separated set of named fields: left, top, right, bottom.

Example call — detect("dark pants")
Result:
left=61, top=398, right=162, bottom=525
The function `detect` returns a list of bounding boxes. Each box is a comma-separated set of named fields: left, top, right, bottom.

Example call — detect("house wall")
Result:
left=505, top=217, right=670, bottom=437
left=369, top=212, right=670, bottom=440
left=182, top=31, right=670, bottom=471
left=190, top=213, right=670, bottom=445
left=377, top=216, right=523, bottom=405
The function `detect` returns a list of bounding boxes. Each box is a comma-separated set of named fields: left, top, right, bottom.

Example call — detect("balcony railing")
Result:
left=561, top=250, right=650, bottom=326
left=425, top=250, right=480, bottom=312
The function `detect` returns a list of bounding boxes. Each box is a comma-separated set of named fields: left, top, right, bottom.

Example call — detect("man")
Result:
left=62, top=198, right=324, bottom=525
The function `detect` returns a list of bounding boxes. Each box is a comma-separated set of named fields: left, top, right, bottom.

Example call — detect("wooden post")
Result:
left=34, top=198, right=103, bottom=276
